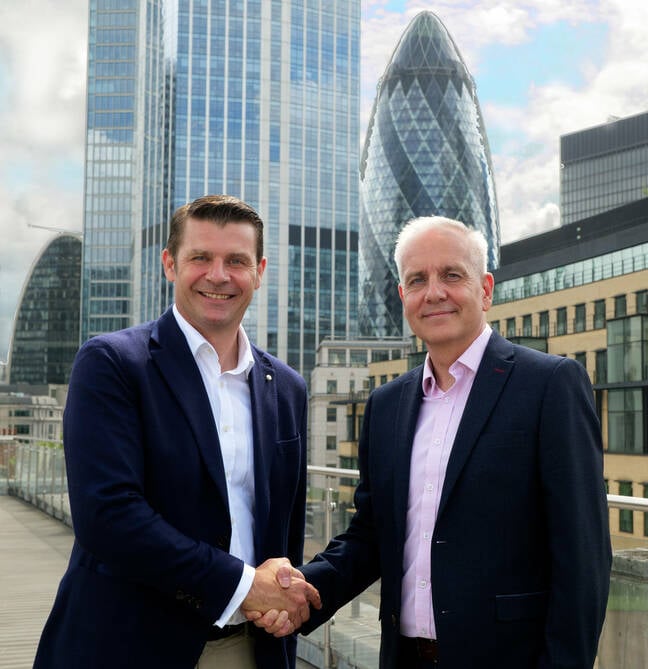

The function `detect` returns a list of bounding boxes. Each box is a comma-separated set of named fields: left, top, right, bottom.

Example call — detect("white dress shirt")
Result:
left=173, top=305, right=256, bottom=626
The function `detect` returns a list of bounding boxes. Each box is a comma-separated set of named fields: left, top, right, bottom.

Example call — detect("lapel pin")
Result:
left=265, top=374, right=273, bottom=382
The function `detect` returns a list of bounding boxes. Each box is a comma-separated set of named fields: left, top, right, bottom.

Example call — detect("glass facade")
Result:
left=359, top=11, right=499, bottom=337
left=560, top=111, right=648, bottom=225
left=83, top=0, right=360, bottom=379
left=82, top=0, right=165, bottom=341
left=494, top=242, right=648, bottom=304
left=9, top=236, right=82, bottom=385
left=606, top=316, right=647, bottom=455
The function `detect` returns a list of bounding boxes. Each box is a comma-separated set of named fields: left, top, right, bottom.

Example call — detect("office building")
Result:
left=8, top=235, right=81, bottom=385
left=489, top=198, right=648, bottom=550
left=82, top=0, right=360, bottom=377
left=359, top=10, right=499, bottom=337
left=560, top=110, right=648, bottom=225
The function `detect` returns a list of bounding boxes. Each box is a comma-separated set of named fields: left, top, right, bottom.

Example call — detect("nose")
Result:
left=206, top=258, right=229, bottom=283
left=424, top=277, right=447, bottom=302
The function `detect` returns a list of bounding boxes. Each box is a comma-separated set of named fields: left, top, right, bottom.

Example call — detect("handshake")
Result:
left=241, top=558, right=321, bottom=637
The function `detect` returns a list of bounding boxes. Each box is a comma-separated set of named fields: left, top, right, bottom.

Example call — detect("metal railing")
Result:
left=2, top=439, right=648, bottom=669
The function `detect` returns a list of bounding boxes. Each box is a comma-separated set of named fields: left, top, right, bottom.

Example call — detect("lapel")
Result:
left=393, top=368, right=425, bottom=552
left=437, top=331, right=514, bottom=520
left=248, top=346, right=277, bottom=560
left=149, top=308, right=229, bottom=511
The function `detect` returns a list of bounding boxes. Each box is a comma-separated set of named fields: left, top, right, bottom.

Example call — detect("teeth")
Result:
left=201, top=291, right=232, bottom=299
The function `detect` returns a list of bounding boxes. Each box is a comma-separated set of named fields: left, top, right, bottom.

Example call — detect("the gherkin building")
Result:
left=359, top=11, right=500, bottom=337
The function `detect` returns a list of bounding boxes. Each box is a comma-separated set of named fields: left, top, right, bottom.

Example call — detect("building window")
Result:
left=595, top=349, right=607, bottom=384
left=574, top=304, right=586, bottom=333
left=329, top=349, right=346, bottom=365
left=350, top=350, right=367, bottom=366
left=522, top=314, right=532, bottom=336
left=618, top=481, right=634, bottom=533
left=538, top=311, right=549, bottom=338
left=491, top=320, right=500, bottom=333
left=608, top=389, right=645, bottom=454
left=326, top=379, right=337, bottom=394
left=506, top=317, right=516, bottom=338
left=379, top=374, right=388, bottom=386
left=327, top=407, right=337, bottom=422
left=575, top=352, right=587, bottom=368
left=593, top=299, right=606, bottom=329
left=614, top=294, right=627, bottom=318
left=637, top=290, right=648, bottom=314
left=372, top=349, right=389, bottom=362
left=556, top=307, right=567, bottom=336
left=326, top=436, right=336, bottom=451
left=607, top=315, right=647, bottom=383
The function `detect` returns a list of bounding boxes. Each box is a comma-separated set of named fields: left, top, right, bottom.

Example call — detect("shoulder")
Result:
left=492, top=333, right=590, bottom=387
left=75, top=320, right=157, bottom=365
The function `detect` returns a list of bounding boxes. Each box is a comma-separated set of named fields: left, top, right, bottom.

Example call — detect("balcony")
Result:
left=1, top=438, right=647, bottom=668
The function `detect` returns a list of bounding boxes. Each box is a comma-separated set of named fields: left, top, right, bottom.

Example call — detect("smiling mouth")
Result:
left=200, top=290, right=234, bottom=300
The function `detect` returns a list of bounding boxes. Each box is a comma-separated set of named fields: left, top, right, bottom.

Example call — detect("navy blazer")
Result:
left=301, top=331, right=611, bottom=669
left=34, top=307, right=308, bottom=669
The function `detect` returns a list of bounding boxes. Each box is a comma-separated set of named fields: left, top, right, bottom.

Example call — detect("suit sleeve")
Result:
left=63, top=337, right=244, bottom=624
left=300, top=393, right=383, bottom=631
left=537, top=357, right=612, bottom=668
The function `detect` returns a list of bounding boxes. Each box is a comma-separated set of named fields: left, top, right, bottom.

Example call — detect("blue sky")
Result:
left=1, top=0, right=648, bottom=362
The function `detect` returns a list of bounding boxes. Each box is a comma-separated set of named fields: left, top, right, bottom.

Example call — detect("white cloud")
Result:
left=0, top=0, right=87, bottom=359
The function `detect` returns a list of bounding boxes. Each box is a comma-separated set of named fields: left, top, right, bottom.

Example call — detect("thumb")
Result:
left=277, top=565, right=292, bottom=588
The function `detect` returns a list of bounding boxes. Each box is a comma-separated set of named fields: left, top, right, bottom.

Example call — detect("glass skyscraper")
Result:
left=82, top=0, right=360, bottom=377
left=9, top=235, right=81, bottom=385
left=560, top=111, right=648, bottom=225
left=359, top=11, right=499, bottom=337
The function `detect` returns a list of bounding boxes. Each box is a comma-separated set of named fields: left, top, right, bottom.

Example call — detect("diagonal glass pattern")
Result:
left=359, top=11, right=499, bottom=337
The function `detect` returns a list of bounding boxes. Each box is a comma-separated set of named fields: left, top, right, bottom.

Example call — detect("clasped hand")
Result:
left=241, top=558, right=320, bottom=637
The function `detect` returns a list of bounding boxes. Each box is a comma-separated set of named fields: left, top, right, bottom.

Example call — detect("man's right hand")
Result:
left=241, top=558, right=321, bottom=635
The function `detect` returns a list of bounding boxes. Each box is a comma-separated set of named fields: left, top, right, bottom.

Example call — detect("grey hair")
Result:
left=393, top=216, right=488, bottom=282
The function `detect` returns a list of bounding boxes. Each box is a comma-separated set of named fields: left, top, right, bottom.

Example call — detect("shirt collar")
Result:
left=172, top=304, right=255, bottom=377
left=422, top=324, right=492, bottom=395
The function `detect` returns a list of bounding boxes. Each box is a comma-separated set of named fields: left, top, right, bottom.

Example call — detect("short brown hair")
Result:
left=165, top=195, right=264, bottom=261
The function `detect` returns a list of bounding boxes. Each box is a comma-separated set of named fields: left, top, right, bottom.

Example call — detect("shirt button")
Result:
left=223, top=425, right=231, bottom=432
left=426, top=483, right=434, bottom=493
left=419, top=580, right=427, bottom=588
left=433, top=438, right=440, bottom=445
left=423, top=532, right=431, bottom=540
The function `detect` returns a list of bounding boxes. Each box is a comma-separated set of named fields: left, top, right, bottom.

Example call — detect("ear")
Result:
left=162, top=248, right=176, bottom=283
left=254, top=257, right=267, bottom=289
left=482, top=273, right=494, bottom=311
left=398, top=283, right=405, bottom=303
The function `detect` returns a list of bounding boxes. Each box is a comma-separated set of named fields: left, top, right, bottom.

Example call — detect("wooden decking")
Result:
left=0, top=495, right=73, bottom=669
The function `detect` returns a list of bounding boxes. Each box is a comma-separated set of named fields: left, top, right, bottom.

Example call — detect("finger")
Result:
left=276, top=565, right=292, bottom=588
left=245, top=610, right=262, bottom=621
left=253, top=609, right=281, bottom=630
left=305, top=583, right=322, bottom=609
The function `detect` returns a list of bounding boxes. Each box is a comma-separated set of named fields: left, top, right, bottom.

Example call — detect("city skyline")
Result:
left=2, top=0, right=648, bottom=360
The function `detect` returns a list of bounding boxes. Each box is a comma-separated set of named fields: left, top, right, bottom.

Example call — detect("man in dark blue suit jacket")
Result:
left=255, top=216, right=611, bottom=668
left=34, top=195, right=319, bottom=669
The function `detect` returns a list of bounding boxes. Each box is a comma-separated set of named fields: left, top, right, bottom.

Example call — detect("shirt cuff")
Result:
left=214, top=563, right=256, bottom=627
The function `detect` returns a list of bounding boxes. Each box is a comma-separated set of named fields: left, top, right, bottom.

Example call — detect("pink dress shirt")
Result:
left=400, top=326, right=491, bottom=639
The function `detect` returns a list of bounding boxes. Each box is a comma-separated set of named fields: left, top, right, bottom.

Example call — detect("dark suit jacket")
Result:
left=301, top=331, right=611, bottom=669
left=34, top=307, right=308, bottom=669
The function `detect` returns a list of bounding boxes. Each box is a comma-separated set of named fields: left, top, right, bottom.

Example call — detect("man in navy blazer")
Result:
left=34, top=195, right=319, bottom=669
left=255, top=216, right=611, bottom=668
